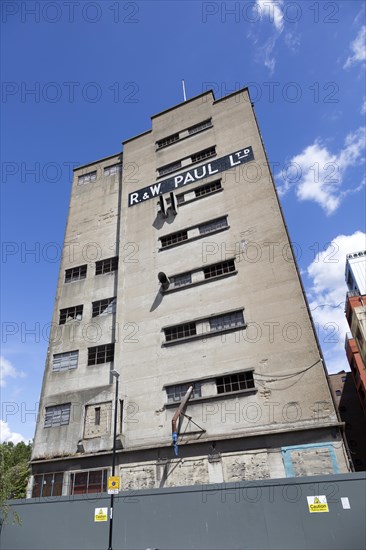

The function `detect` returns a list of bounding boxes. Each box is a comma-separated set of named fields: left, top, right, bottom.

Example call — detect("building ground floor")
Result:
left=28, top=425, right=351, bottom=498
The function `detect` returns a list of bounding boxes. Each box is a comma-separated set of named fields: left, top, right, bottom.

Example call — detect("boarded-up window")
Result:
left=84, top=402, right=112, bottom=439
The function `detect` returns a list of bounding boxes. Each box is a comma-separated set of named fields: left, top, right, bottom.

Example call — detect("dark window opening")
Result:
left=216, top=372, right=255, bottom=394
left=92, top=297, right=116, bottom=317
left=195, top=180, right=222, bottom=198
left=158, top=160, right=182, bottom=177
left=59, top=305, right=83, bottom=324
left=157, top=133, right=179, bottom=149
left=32, top=472, right=64, bottom=498
left=188, top=119, right=212, bottom=135
left=165, top=323, right=196, bottom=342
left=191, top=147, right=216, bottom=164
left=65, top=265, right=87, bottom=283
left=95, top=257, right=118, bottom=275
left=160, top=230, right=188, bottom=248
left=204, top=259, right=235, bottom=279
left=70, top=469, right=108, bottom=495
left=95, top=407, right=101, bottom=426
left=88, top=344, right=115, bottom=366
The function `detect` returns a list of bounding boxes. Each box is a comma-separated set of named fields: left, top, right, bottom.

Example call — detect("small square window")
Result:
left=95, top=257, right=118, bottom=275
left=65, top=265, right=87, bottom=283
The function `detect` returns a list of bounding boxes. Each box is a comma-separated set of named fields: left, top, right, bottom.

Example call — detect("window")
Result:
left=158, top=160, right=182, bottom=177
left=165, top=323, right=196, bottom=342
left=44, top=403, right=71, bottom=428
left=95, top=256, right=118, bottom=275
left=210, top=311, right=244, bottom=332
left=199, top=217, right=228, bottom=235
left=52, top=350, right=78, bottom=372
left=204, top=259, right=235, bottom=280
left=32, top=473, right=64, bottom=498
left=88, top=344, right=115, bottom=366
left=165, top=258, right=236, bottom=293
left=65, top=265, right=87, bottom=283
left=104, top=164, right=121, bottom=176
left=92, top=297, right=117, bottom=317
left=170, top=272, right=192, bottom=289
left=70, top=469, right=108, bottom=495
left=163, top=310, right=245, bottom=344
left=175, top=180, right=222, bottom=206
left=216, top=372, right=255, bottom=394
left=157, top=133, right=179, bottom=149
left=341, top=375, right=347, bottom=382
left=160, top=217, right=228, bottom=250
left=335, top=389, right=342, bottom=396
left=166, top=382, right=202, bottom=403
left=78, top=171, right=97, bottom=185
left=84, top=402, right=112, bottom=438
left=188, top=119, right=212, bottom=135
left=191, top=147, right=216, bottom=164
left=160, top=230, right=188, bottom=248
left=195, top=180, right=222, bottom=197
left=59, top=305, right=83, bottom=325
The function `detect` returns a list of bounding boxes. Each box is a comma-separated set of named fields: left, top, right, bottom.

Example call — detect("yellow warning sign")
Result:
left=307, top=495, right=329, bottom=513
left=108, top=476, right=120, bottom=495
left=94, top=507, right=108, bottom=522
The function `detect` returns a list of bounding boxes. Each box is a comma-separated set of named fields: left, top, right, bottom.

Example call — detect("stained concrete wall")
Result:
left=3, top=473, right=365, bottom=550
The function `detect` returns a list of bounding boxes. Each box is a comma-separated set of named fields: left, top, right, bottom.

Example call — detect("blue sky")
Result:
left=1, top=0, right=365, bottom=442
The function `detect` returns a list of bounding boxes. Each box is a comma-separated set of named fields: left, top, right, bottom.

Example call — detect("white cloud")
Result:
left=344, top=26, right=366, bottom=68
left=277, top=127, right=366, bottom=214
left=306, top=231, right=366, bottom=373
left=361, top=98, right=366, bottom=115
left=250, top=0, right=291, bottom=74
left=0, top=420, right=26, bottom=444
left=0, top=355, right=26, bottom=387
left=256, top=0, right=284, bottom=32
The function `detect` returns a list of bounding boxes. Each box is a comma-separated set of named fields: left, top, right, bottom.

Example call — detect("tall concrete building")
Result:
left=29, top=89, right=350, bottom=498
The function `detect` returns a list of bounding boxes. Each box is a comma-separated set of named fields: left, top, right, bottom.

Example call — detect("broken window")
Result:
left=92, top=297, right=117, bottom=317
left=59, top=305, right=83, bottom=324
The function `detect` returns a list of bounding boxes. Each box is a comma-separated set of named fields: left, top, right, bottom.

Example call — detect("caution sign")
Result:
left=108, top=476, right=120, bottom=495
left=94, top=507, right=108, bottom=522
left=307, top=495, right=329, bottom=513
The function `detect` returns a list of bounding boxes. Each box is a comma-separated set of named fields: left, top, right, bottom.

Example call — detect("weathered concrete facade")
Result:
left=30, top=89, right=350, bottom=497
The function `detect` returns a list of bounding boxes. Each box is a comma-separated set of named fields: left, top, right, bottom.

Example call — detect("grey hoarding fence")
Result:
left=1, top=472, right=366, bottom=550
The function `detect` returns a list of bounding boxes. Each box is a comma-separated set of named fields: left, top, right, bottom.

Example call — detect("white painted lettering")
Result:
left=208, top=163, right=219, bottom=175
left=150, top=183, right=162, bottom=197
left=194, top=165, right=207, bottom=179
left=183, top=172, right=195, bottom=185
left=130, top=192, right=139, bottom=205
left=174, top=175, right=184, bottom=188
left=229, top=155, right=240, bottom=167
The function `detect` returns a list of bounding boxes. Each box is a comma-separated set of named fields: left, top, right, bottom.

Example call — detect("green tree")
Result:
left=0, top=440, right=32, bottom=523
